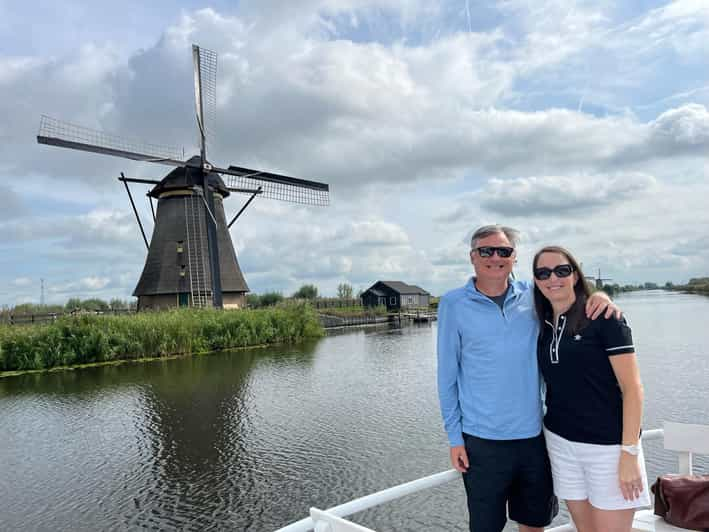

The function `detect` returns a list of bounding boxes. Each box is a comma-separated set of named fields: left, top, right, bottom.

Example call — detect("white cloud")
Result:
left=648, top=104, right=709, bottom=152
left=4, top=7, right=708, bottom=188
left=0, top=185, right=26, bottom=220
left=624, top=0, right=709, bottom=56
left=0, top=209, right=139, bottom=247
left=80, top=276, right=111, bottom=290
left=479, top=173, right=656, bottom=216
left=0, top=56, right=44, bottom=85
left=341, top=219, right=410, bottom=246
left=47, top=276, right=115, bottom=300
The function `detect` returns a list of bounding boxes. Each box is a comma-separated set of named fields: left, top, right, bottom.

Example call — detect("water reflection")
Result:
left=0, top=341, right=321, bottom=531
left=127, top=341, right=321, bottom=530
left=125, top=353, right=256, bottom=529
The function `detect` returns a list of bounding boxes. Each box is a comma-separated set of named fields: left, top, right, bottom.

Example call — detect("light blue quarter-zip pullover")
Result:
left=437, top=277, right=543, bottom=447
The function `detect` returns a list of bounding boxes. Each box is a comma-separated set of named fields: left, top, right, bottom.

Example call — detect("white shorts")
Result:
left=544, top=428, right=652, bottom=510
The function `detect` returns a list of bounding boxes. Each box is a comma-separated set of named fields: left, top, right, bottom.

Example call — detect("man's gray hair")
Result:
left=470, top=224, right=520, bottom=249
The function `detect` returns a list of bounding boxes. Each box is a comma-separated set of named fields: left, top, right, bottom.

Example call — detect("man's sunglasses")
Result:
left=474, top=246, right=515, bottom=258
left=533, top=264, right=575, bottom=280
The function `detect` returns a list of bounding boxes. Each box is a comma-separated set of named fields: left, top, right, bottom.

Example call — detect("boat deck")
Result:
left=277, top=422, right=709, bottom=532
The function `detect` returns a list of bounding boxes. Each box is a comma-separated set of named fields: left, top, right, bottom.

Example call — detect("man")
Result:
left=437, top=225, right=617, bottom=532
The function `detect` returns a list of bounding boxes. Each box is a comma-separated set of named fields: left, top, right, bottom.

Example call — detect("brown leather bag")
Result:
left=651, top=474, right=709, bottom=531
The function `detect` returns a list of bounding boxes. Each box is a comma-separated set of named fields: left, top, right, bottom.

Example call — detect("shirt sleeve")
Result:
left=437, top=295, right=464, bottom=447
left=598, top=314, right=635, bottom=356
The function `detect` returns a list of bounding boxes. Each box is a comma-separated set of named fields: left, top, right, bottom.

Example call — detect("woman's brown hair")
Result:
left=533, top=245, right=592, bottom=335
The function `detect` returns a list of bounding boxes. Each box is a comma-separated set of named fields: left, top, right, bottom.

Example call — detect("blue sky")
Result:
left=1, top=0, right=708, bottom=306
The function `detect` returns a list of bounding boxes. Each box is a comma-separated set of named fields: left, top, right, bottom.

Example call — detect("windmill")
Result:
left=593, top=268, right=613, bottom=290
left=37, top=45, right=329, bottom=310
left=585, top=268, right=613, bottom=290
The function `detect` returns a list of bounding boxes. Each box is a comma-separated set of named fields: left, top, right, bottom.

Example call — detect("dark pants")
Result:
left=462, top=432, right=558, bottom=532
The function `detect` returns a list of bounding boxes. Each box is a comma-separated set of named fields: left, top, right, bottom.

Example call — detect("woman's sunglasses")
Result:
left=533, top=264, right=575, bottom=280
left=475, top=246, right=514, bottom=258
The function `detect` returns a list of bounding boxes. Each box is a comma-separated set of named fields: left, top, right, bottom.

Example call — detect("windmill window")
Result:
left=180, top=265, right=186, bottom=277
left=390, top=296, right=396, bottom=305
left=177, top=241, right=184, bottom=253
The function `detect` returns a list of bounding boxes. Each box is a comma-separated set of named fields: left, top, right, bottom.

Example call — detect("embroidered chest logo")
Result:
left=573, top=334, right=582, bottom=341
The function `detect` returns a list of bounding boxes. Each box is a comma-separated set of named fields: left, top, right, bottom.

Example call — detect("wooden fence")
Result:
left=318, top=313, right=390, bottom=329
left=0, top=308, right=136, bottom=326
left=311, top=298, right=363, bottom=309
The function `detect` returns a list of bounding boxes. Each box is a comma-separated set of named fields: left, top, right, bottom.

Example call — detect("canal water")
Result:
left=1, top=290, right=707, bottom=531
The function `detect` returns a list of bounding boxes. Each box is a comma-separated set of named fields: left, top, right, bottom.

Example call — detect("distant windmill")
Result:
left=593, top=268, right=613, bottom=290
left=37, top=44, right=329, bottom=310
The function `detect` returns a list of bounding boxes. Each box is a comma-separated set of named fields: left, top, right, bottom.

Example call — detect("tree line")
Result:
left=599, top=279, right=709, bottom=297
left=2, top=284, right=359, bottom=314
left=247, top=283, right=356, bottom=308
left=673, top=277, right=709, bottom=295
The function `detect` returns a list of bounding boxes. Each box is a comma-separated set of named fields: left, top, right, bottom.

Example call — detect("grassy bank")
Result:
left=0, top=302, right=323, bottom=373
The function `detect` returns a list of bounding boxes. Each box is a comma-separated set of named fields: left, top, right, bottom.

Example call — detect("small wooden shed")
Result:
left=361, top=281, right=431, bottom=311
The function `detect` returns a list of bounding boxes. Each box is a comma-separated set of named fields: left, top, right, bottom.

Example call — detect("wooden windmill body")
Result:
left=131, top=159, right=248, bottom=309
left=38, top=45, right=329, bottom=309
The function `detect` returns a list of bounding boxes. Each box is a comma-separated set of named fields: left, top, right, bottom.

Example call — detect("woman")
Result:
left=532, top=245, right=650, bottom=532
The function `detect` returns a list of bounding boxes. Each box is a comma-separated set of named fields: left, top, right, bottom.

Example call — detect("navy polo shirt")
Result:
left=538, top=314, right=635, bottom=445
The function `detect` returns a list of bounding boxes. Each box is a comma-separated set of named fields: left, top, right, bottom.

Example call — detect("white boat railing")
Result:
left=275, top=428, right=665, bottom=532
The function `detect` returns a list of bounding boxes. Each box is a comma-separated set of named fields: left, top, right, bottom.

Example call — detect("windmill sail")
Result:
left=221, top=165, right=330, bottom=206
left=37, top=115, right=186, bottom=167
left=192, top=45, right=217, bottom=163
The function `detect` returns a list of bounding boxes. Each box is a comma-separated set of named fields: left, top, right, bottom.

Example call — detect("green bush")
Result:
left=0, top=303, right=323, bottom=372
left=292, top=284, right=318, bottom=299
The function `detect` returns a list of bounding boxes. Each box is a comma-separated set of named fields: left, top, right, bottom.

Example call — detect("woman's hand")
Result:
left=618, top=451, right=643, bottom=500
left=585, top=291, right=622, bottom=320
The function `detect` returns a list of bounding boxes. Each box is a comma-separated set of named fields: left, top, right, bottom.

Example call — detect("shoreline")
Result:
left=0, top=340, right=286, bottom=379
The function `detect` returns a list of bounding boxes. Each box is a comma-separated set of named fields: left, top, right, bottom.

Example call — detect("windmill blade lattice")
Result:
left=192, top=45, right=217, bottom=159
left=37, top=115, right=186, bottom=167
left=223, top=166, right=330, bottom=206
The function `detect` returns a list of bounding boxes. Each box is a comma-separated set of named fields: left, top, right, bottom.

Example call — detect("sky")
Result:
left=1, top=0, right=708, bottom=306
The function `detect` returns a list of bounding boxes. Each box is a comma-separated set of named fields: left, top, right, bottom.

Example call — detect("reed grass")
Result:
left=0, top=302, right=323, bottom=372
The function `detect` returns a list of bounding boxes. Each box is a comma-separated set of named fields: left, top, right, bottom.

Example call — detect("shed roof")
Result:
left=373, top=281, right=430, bottom=295
left=407, top=285, right=431, bottom=295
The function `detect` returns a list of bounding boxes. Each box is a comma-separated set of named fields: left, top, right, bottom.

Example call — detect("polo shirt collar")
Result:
left=466, top=276, right=520, bottom=301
